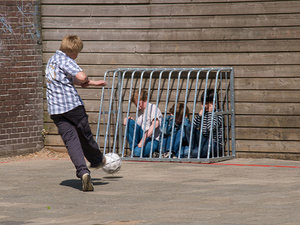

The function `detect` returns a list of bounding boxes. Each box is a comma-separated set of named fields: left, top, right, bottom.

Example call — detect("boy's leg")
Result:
left=179, top=146, right=190, bottom=158
left=51, top=115, right=90, bottom=178
left=142, top=139, right=159, bottom=157
left=199, top=136, right=209, bottom=158
left=64, top=106, right=104, bottom=167
left=126, top=119, right=143, bottom=149
left=162, top=136, right=171, bottom=153
left=171, top=131, right=181, bottom=156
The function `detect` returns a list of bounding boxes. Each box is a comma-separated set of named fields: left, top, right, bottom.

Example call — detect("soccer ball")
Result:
left=102, top=152, right=122, bottom=174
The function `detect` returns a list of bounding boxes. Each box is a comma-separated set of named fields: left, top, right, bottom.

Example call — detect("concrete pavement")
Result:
left=0, top=157, right=300, bottom=225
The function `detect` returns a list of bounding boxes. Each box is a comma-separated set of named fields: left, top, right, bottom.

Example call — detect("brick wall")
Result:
left=0, top=0, right=43, bottom=156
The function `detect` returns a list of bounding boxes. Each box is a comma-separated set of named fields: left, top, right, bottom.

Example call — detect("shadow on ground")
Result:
left=60, top=178, right=109, bottom=190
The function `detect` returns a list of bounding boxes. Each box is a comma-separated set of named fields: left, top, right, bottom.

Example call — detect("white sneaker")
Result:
left=81, top=173, right=94, bottom=192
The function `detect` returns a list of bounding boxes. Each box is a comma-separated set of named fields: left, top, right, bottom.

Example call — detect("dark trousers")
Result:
left=51, top=106, right=103, bottom=178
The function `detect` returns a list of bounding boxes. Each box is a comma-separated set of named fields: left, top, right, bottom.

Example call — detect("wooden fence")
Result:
left=41, top=0, right=300, bottom=160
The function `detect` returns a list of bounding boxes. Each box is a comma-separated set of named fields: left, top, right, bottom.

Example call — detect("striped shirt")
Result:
left=193, top=112, right=223, bottom=146
left=45, top=50, right=83, bottom=115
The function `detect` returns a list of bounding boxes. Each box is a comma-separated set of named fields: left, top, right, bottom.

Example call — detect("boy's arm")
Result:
left=74, top=71, right=88, bottom=85
left=74, top=71, right=107, bottom=87
left=137, top=119, right=160, bottom=148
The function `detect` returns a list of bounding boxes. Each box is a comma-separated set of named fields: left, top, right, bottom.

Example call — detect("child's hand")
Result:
left=123, top=117, right=133, bottom=126
left=199, top=108, right=203, bottom=116
left=94, top=80, right=107, bottom=86
left=137, top=140, right=143, bottom=148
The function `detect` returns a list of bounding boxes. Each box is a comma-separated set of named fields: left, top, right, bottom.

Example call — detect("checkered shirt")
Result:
left=45, top=50, right=84, bottom=115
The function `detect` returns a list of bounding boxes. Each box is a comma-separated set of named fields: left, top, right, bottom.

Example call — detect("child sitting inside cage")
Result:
left=160, top=103, right=191, bottom=158
left=123, top=89, right=163, bottom=157
left=184, top=89, right=224, bottom=158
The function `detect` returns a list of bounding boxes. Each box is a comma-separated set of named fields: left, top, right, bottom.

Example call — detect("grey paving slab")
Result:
left=0, top=158, right=299, bottom=225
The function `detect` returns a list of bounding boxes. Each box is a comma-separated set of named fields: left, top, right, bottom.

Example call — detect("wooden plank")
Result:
left=233, top=65, right=300, bottom=78
left=45, top=135, right=64, bottom=146
left=236, top=152, right=300, bottom=161
left=235, top=90, right=300, bottom=103
left=236, top=128, right=300, bottom=141
left=43, top=100, right=300, bottom=115
left=44, top=111, right=300, bottom=128
left=151, top=0, right=284, bottom=3
left=41, top=0, right=273, bottom=4
left=44, top=134, right=300, bottom=153
left=42, top=27, right=300, bottom=41
left=235, top=103, right=300, bottom=115
left=41, top=2, right=300, bottom=16
left=45, top=121, right=300, bottom=140
left=236, top=140, right=300, bottom=153
left=43, top=52, right=300, bottom=65
left=64, top=65, right=300, bottom=78
left=43, top=40, right=300, bottom=53
left=236, top=116, right=300, bottom=128
left=74, top=88, right=300, bottom=103
left=44, top=123, right=111, bottom=136
left=45, top=134, right=115, bottom=147
left=43, top=41, right=150, bottom=53
left=235, top=78, right=300, bottom=90
left=41, top=14, right=300, bottom=29
left=42, top=0, right=149, bottom=4
left=45, top=113, right=300, bottom=129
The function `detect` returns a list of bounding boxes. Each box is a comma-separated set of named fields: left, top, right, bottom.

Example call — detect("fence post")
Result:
left=117, top=71, right=124, bottom=154
left=230, top=68, right=236, bottom=157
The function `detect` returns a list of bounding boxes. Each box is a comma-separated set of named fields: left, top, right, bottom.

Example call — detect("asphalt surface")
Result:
left=0, top=157, right=300, bottom=225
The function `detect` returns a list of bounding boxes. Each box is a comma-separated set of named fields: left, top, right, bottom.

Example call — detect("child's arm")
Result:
left=74, top=71, right=88, bottom=85
left=137, top=119, right=160, bottom=148
left=74, top=71, right=107, bottom=87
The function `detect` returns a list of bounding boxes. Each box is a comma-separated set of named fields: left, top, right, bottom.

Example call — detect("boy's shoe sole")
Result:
left=81, top=173, right=94, bottom=192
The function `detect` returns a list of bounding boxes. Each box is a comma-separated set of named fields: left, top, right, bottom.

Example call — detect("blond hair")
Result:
left=60, top=35, right=83, bottom=55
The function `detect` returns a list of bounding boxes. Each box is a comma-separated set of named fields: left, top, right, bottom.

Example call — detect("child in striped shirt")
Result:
left=189, top=89, right=224, bottom=158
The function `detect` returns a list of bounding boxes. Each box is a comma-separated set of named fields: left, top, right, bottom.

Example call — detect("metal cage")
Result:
left=96, top=68, right=235, bottom=163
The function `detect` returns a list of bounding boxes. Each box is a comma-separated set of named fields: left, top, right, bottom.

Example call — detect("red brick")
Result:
left=0, top=0, right=43, bottom=156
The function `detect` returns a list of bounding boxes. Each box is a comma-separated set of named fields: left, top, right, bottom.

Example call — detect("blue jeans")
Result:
left=161, top=130, right=186, bottom=157
left=126, top=119, right=159, bottom=157
left=180, top=135, right=218, bottom=158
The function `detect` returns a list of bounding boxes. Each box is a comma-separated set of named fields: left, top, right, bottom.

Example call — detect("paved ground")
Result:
left=0, top=155, right=300, bottom=225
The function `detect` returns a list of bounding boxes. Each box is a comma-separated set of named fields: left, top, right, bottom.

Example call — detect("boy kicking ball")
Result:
left=45, top=35, right=106, bottom=191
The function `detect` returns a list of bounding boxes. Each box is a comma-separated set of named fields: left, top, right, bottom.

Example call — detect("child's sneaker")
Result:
left=152, top=152, right=159, bottom=158
left=81, top=173, right=94, bottom=192
left=90, top=155, right=106, bottom=169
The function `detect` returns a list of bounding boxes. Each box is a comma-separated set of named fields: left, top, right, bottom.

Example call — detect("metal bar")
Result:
left=230, top=68, right=236, bottom=156
left=159, top=70, right=174, bottom=158
left=169, top=70, right=184, bottom=158
left=207, top=70, right=220, bottom=159
left=197, top=70, right=212, bottom=159
left=178, top=69, right=192, bottom=159
left=112, top=71, right=126, bottom=153
left=122, top=69, right=139, bottom=157
left=132, top=70, right=146, bottom=157
left=103, top=70, right=118, bottom=154
left=95, top=70, right=111, bottom=144
left=140, top=70, right=155, bottom=158
left=187, top=69, right=202, bottom=159
left=150, top=70, right=165, bottom=158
